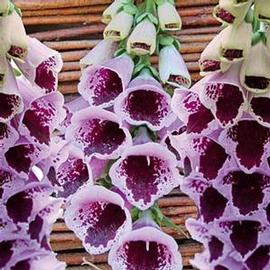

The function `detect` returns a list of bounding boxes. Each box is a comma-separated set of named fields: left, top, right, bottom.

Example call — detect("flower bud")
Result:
left=214, top=0, right=253, bottom=25
left=157, top=2, right=182, bottom=31
left=127, top=19, right=156, bottom=55
left=102, top=0, right=123, bottom=24
left=159, top=45, right=191, bottom=88
left=0, top=11, right=28, bottom=60
left=255, top=0, right=270, bottom=23
left=199, top=32, right=231, bottom=75
left=103, top=11, right=133, bottom=41
left=220, top=21, right=252, bottom=62
left=240, top=41, right=270, bottom=93
left=80, top=40, right=118, bottom=69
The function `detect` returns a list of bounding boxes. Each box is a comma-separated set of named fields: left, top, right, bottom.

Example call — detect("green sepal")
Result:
left=252, top=31, right=267, bottom=46
left=136, top=12, right=158, bottom=25
left=123, top=3, right=138, bottom=15
left=13, top=67, right=22, bottom=77
left=7, top=1, right=22, bottom=16
left=154, top=0, right=175, bottom=6
left=96, top=176, right=113, bottom=189
left=131, top=207, right=141, bottom=221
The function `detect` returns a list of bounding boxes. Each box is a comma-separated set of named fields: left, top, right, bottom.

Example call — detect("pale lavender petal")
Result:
left=0, top=122, right=19, bottom=155
left=66, top=107, right=132, bottom=160
left=16, top=37, right=63, bottom=94
left=64, top=185, right=132, bottom=254
left=109, top=143, right=180, bottom=210
left=78, top=56, right=134, bottom=108
left=108, top=226, right=182, bottom=270
left=114, top=75, right=176, bottom=130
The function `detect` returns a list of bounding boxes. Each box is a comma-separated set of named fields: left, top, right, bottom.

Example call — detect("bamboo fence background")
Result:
left=13, top=0, right=222, bottom=268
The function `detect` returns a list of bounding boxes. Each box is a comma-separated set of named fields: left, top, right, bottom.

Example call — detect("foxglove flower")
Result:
left=240, top=41, right=270, bottom=93
left=0, top=11, right=28, bottom=60
left=157, top=2, right=182, bottom=31
left=214, top=0, right=253, bottom=25
left=16, top=37, right=63, bottom=94
left=109, top=143, right=180, bottom=210
left=0, top=122, right=19, bottom=156
left=159, top=45, right=191, bottom=88
left=108, top=217, right=182, bottom=270
left=255, top=0, right=270, bottom=23
left=220, top=22, right=252, bottom=62
left=171, top=86, right=218, bottom=135
left=200, top=63, right=246, bottom=128
left=102, top=0, right=123, bottom=24
left=127, top=19, right=156, bottom=55
left=114, top=74, right=176, bottom=130
left=78, top=55, right=134, bottom=107
left=80, top=40, right=118, bottom=69
left=66, top=107, right=132, bottom=160
left=64, top=185, right=132, bottom=255
left=199, top=33, right=231, bottom=75
left=0, top=59, right=23, bottom=123
left=104, top=11, right=133, bottom=41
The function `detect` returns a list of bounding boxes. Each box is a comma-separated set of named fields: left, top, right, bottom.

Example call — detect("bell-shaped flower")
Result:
left=0, top=59, right=23, bottom=122
left=102, top=0, right=123, bottom=24
left=80, top=39, right=118, bottom=69
left=78, top=55, right=134, bottom=108
left=19, top=90, right=66, bottom=146
left=171, top=133, right=230, bottom=181
left=64, top=185, right=132, bottom=255
left=200, top=63, right=246, bottom=128
left=114, top=73, right=176, bottom=130
left=199, top=32, right=231, bottom=75
left=0, top=122, right=19, bottom=156
left=255, top=0, right=270, bottom=23
left=219, top=118, right=270, bottom=173
left=104, top=11, right=133, bottom=41
left=108, top=216, right=182, bottom=270
left=127, top=18, right=156, bottom=55
left=220, top=21, right=252, bottom=62
left=0, top=11, right=28, bottom=60
left=159, top=45, right=191, bottom=88
left=66, top=107, right=132, bottom=160
left=214, top=0, right=253, bottom=25
left=171, top=86, right=218, bottom=135
left=109, top=142, right=180, bottom=210
left=240, top=41, right=270, bottom=94
left=157, top=2, right=182, bottom=31
left=46, top=144, right=93, bottom=198
left=16, top=37, right=63, bottom=94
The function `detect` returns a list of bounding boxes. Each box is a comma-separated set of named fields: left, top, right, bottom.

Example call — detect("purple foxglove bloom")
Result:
left=213, top=0, right=253, bottom=25
left=19, top=91, right=66, bottom=145
left=109, top=142, right=180, bottom=210
left=0, top=122, right=19, bottom=156
left=46, top=145, right=93, bottom=198
left=114, top=74, right=176, bottom=130
left=0, top=11, right=28, bottom=60
left=200, top=64, right=246, bottom=128
left=80, top=40, right=118, bottom=69
left=171, top=86, right=218, bottom=135
left=171, top=133, right=230, bottom=181
left=78, top=55, right=134, bottom=108
left=108, top=225, right=182, bottom=269
left=66, top=107, right=132, bottom=160
left=159, top=45, right=191, bottom=88
left=219, top=118, right=270, bottom=173
left=64, top=185, right=132, bottom=254
left=240, top=42, right=270, bottom=94
left=0, top=60, right=23, bottom=123
left=16, top=37, right=63, bottom=94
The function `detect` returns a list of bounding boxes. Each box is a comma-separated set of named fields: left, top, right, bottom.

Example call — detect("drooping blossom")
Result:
left=64, top=185, right=132, bottom=254
left=157, top=2, right=182, bottom=31
left=114, top=73, right=176, bottom=130
left=104, top=10, right=133, bottom=41
left=109, top=142, right=180, bottom=210
left=102, top=0, right=123, bottom=24
left=66, top=107, right=132, bottom=160
left=159, top=45, right=191, bottom=88
left=78, top=55, right=134, bottom=108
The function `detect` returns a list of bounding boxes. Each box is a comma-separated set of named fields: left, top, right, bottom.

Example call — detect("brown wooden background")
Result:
left=14, top=0, right=221, bottom=269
